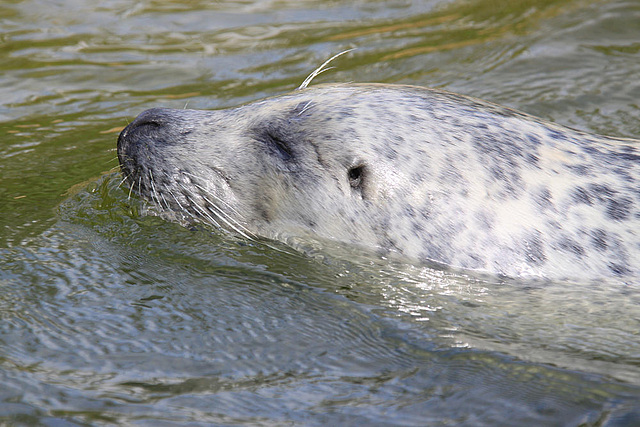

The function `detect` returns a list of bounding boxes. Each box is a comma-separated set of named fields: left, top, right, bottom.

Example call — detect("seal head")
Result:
left=118, top=84, right=640, bottom=280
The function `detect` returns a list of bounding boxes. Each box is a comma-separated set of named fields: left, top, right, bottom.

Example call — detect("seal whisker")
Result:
left=160, top=193, right=170, bottom=210
left=167, top=189, right=195, bottom=221
left=166, top=189, right=201, bottom=225
left=117, top=173, right=130, bottom=190
left=148, top=170, right=165, bottom=211
left=298, top=100, right=314, bottom=116
left=178, top=187, right=292, bottom=254
left=129, top=175, right=140, bottom=201
left=105, top=156, right=120, bottom=166
left=298, top=48, right=355, bottom=90
left=183, top=170, right=231, bottom=193
left=177, top=182, right=254, bottom=239
left=191, top=182, right=244, bottom=218
left=186, top=181, right=258, bottom=239
left=181, top=172, right=245, bottom=218
left=185, top=196, right=223, bottom=229
left=199, top=194, right=256, bottom=240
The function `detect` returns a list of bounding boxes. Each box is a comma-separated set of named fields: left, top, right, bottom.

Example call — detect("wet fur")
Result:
left=118, top=83, right=640, bottom=280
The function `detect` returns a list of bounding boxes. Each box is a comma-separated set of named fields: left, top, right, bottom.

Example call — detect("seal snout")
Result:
left=117, top=108, right=181, bottom=167
left=117, top=108, right=179, bottom=192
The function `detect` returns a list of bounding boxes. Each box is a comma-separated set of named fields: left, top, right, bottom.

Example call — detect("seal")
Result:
left=117, top=83, right=640, bottom=280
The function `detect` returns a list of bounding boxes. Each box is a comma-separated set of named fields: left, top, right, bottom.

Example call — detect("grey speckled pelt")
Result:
left=118, top=83, right=639, bottom=280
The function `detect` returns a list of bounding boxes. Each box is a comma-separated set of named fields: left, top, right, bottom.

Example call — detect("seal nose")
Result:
left=117, top=108, right=174, bottom=177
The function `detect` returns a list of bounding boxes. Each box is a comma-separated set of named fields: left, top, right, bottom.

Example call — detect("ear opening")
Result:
left=348, top=164, right=365, bottom=190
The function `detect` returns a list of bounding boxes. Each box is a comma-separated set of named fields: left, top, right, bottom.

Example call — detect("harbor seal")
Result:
left=117, top=83, right=639, bottom=280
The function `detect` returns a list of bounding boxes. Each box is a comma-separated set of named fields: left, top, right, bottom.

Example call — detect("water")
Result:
left=2, top=0, right=640, bottom=425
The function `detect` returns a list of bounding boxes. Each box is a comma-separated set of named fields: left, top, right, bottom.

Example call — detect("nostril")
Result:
left=129, top=118, right=161, bottom=136
left=129, top=108, right=170, bottom=131
left=118, top=108, right=172, bottom=147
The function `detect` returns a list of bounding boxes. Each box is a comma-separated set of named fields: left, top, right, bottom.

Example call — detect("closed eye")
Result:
left=255, top=125, right=295, bottom=161
left=264, top=132, right=294, bottom=161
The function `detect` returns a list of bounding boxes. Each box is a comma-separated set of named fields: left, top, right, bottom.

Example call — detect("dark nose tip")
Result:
left=118, top=108, right=178, bottom=158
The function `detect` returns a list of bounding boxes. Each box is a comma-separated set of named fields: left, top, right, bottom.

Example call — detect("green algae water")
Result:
left=1, top=0, right=640, bottom=424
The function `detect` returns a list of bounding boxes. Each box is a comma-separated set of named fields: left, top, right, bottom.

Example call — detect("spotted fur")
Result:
left=117, top=84, right=640, bottom=280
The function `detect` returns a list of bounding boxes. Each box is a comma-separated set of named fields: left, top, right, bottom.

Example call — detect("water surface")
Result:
left=1, top=0, right=640, bottom=425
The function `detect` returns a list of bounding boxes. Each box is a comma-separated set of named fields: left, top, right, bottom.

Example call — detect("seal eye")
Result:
left=348, top=165, right=365, bottom=189
left=256, top=127, right=294, bottom=161
left=267, top=134, right=293, bottom=161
